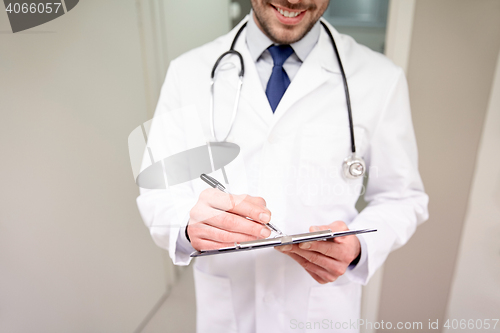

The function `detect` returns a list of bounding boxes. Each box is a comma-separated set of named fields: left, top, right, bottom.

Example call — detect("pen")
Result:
left=200, top=174, right=284, bottom=236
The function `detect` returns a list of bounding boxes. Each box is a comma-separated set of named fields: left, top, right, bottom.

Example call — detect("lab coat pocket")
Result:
left=298, top=124, right=366, bottom=206
left=193, top=265, right=238, bottom=333
left=306, top=283, right=361, bottom=333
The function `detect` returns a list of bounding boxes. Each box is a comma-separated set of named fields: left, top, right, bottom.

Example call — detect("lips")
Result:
left=271, top=4, right=307, bottom=25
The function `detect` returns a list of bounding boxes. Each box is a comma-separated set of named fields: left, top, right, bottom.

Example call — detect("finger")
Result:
left=287, top=245, right=347, bottom=278
left=310, top=221, right=350, bottom=243
left=190, top=205, right=271, bottom=239
left=201, top=189, right=271, bottom=224
left=227, top=197, right=271, bottom=224
left=275, top=244, right=292, bottom=252
left=191, top=238, right=235, bottom=251
left=309, top=225, right=331, bottom=232
left=332, top=234, right=358, bottom=245
left=306, top=269, right=329, bottom=284
left=191, top=223, right=261, bottom=244
left=331, top=221, right=352, bottom=243
left=299, top=238, right=360, bottom=264
left=200, top=188, right=239, bottom=211
left=298, top=240, right=344, bottom=259
left=309, top=221, right=348, bottom=233
left=278, top=248, right=338, bottom=283
left=245, top=196, right=267, bottom=208
left=203, top=210, right=271, bottom=239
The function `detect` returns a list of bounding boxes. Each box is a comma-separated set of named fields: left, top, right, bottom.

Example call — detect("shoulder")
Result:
left=321, top=20, right=403, bottom=85
left=169, top=18, right=248, bottom=73
left=342, top=35, right=407, bottom=112
left=342, top=33, right=402, bottom=79
left=335, top=30, right=405, bottom=103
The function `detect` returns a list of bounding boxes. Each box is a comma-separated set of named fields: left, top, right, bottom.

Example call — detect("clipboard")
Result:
left=190, top=228, right=377, bottom=257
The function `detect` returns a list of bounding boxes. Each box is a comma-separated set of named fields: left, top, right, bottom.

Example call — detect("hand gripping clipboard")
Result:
left=190, top=228, right=377, bottom=257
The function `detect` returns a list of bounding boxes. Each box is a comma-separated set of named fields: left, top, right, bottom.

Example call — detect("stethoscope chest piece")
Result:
left=343, top=154, right=366, bottom=179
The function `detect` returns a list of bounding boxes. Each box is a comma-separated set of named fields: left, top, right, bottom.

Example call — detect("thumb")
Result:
left=309, top=225, right=331, bottom=232
left=315, top=221, right=349, bottom=243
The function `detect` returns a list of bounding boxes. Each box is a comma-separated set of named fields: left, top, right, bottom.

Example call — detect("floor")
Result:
left=142, top=265, right=196, bottom=333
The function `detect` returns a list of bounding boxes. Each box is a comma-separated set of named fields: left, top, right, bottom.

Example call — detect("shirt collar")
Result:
left=246, top=11, right=321, bottom=63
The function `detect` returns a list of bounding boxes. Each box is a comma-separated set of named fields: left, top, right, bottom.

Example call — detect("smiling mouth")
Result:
left=271, top=4, right=304, bottom=18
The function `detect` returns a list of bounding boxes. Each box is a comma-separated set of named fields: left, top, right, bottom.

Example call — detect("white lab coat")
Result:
left=137, top=17, right=428, bottom=333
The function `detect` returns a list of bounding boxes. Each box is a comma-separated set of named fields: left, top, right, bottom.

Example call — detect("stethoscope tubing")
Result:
left=210, top=19, right=365, bottom=179
left=319, top=21, right=356, bottom=154
left=209, top=76, right=243, bottom=142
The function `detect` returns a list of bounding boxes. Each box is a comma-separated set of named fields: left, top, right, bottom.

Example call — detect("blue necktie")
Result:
left=266, top=45, right=294, bottom=112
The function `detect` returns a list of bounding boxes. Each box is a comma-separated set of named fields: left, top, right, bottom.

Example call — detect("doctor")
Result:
left=137, top=0, right=429, bottom=332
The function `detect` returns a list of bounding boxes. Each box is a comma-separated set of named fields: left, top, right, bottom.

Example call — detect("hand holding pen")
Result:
left=185, top=174, right=282, bottom=251
left=200, top=174, right=284, bottom=235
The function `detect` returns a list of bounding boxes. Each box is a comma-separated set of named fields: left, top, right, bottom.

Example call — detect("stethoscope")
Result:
left=210, top=19, right=366, bottom=180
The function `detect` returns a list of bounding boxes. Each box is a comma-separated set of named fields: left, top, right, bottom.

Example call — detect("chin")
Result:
left=265, top=15, right=316, bottom=44
left=268, top=26, right=308, bottom=44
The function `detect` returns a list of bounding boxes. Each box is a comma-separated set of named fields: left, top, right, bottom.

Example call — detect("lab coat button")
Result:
left=263, top=293, right=275, bottom=304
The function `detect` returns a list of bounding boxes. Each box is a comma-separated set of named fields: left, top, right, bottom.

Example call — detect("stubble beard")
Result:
left=252, top=1, right=326, bottom=44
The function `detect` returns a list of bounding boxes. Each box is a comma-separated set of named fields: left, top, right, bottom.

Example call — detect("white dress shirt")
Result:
left=245, top=12, right=321, bottom=90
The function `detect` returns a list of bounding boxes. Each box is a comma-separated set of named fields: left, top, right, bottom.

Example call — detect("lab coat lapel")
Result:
left=268, top=23, right=342, bottom=132
left=228, top=18, right=345, bottom=134
left=233, top=28, right=274, bottom=128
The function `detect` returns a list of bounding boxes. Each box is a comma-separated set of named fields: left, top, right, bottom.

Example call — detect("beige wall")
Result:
left=378, top=0, right=500, bottom=330
left=444, top=45, right=500, bottom=331
left=0, top=0, right=231, bottom=331
left=0, top=0, right=174, bottom=331
left=137, top=0, right=231, bottom=116
left=0, top=1, right=168, bottom=332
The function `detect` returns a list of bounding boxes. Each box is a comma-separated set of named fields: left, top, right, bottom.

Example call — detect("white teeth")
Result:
left=277, top=7, right=300, bottom=18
